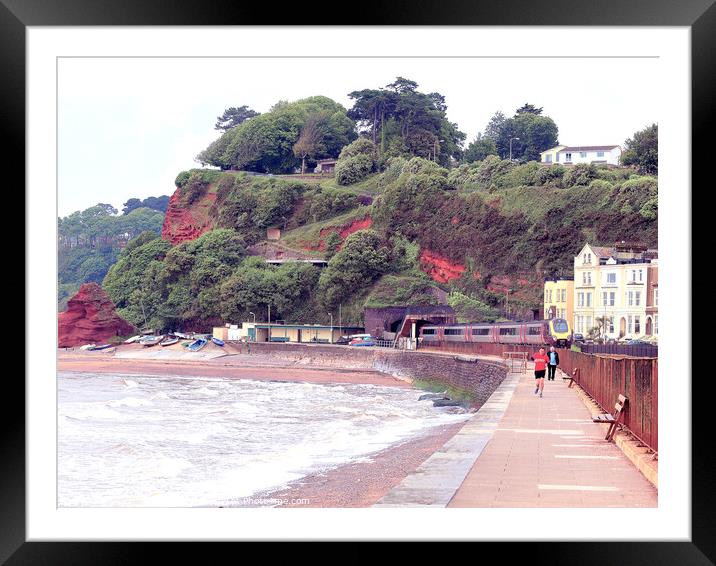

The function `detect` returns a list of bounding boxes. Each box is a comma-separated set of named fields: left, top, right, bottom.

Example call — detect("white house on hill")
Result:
left=540, top=145, right=622, bottom=166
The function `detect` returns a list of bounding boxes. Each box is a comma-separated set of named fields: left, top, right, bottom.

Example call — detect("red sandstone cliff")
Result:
left=419, top=249, right=466, bottom=283
left=161, top=188, right=216, bottom=245
left=58, top=283, right=136, bottom=347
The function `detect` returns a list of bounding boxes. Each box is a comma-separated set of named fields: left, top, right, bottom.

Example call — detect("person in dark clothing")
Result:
left=547, top=346, right=560, bottom=381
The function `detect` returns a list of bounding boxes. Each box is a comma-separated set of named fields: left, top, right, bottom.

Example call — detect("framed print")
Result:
left=7, top=0, right=710, bottom=562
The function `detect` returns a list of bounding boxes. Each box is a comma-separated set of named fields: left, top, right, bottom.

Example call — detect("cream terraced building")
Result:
left=573, top=243, right=658, bottom=340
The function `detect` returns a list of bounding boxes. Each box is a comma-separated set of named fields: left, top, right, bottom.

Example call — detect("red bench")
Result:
left=592, top=394, right=628, bottom=442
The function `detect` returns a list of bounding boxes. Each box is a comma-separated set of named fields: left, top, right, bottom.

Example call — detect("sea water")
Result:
left=58, top=371, right=471, bottom=507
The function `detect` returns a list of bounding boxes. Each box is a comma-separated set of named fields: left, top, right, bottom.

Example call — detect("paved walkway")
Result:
left=375, top=363, right=657, bottom=508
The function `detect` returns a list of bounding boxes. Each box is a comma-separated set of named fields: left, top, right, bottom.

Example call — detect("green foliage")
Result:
left=364, top=274, right=440, bottom=308
left=621, top=123, right=658, bottom=175
left=180, top=170, right=221, bottom=205
left=609, top=176, right=658, bottom=216
left=212, top=175, right=306, bottom=244
left=463, top=133, right=498, bottom=163
left=334, top=138, right=378, bottom=186
left=335, top=154, right=375, bottom=186
left=564, top=163, right=598, bottom=187
left=347, top=77, right=466, bottom=165
left=447, top=291, right=500, bottom=322
left=214, top=105, right=260, bottom=132
left=318, top=229, right=390, bottom=309
left=197, top=96, right=356, bottom=173
left=219, top=258, right=321, bottom=324
left=102, top=229, right=246, bottom=330
left=324, top=232, right=342, bottom=260
left=57, top=202, right=166, bottom=309
left=122, top=195, right=170, bottom=215
left=493, top=107, right=559, bottom=161
left=338, top=137, right=378, bottom=160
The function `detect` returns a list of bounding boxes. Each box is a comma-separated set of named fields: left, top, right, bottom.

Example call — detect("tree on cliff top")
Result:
left=197, top=96, right=356, bottom=173
left=293, top=111, right=331, bottom=173
left=347, top=77, right=466, bottom=166
left=214, top=105, right=260, bottom=132
left=620, top=123, right=658, bottom=175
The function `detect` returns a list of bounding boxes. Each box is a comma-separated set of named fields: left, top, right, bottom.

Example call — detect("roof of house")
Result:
left=589, top=245, right=615, bottom=258
left=539, top=145, right=566, bottom=154
left=559, top=145, right=619, bottom=152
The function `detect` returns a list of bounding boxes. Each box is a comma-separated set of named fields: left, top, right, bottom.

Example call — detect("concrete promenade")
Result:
left=375, top=361, right=657, bottom=508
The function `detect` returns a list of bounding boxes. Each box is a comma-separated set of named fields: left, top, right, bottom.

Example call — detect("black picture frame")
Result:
left=7, top=0, right=708, bottom=562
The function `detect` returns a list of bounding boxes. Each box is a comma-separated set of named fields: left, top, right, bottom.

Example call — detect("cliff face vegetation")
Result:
left=99, top=155, right=656, bottom=332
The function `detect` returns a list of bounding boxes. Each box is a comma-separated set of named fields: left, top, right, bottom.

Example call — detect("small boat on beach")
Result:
left=79, top=344, right=96, bottom=351
left=123, top=335, right=142, bottom=344
left=89, top=344, right=114, bottom=351
left=187, top=338, right=207, bottom=352
left=139, top=335, right=164, bottom=347
left=211, top=337, right=225, bottom=347
left=160, top=337, right=179, bottom=347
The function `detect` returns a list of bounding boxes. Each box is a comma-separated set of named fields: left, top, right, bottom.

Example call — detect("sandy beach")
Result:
left=57, top=344, right=410, bottom=388
left=58, top=344, right=470, bottom=507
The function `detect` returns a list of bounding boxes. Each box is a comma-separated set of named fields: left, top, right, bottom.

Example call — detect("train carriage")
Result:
left=419, top=318, right=571, bottom=348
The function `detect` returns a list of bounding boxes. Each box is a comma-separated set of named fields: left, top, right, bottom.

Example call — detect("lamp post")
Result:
left=248, top=311, right=256, bottom=342
left=509, top=137, right=520, bottom=162
left=328, top=313, right=333, bottom=343
left=505, top=288, right=514, bottom=318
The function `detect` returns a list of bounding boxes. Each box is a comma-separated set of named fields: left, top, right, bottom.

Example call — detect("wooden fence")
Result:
left=420, top=342, right=658, bottom=451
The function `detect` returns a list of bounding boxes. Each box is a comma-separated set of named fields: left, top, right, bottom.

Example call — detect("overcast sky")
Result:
left=58, top=56, right=659, bottom=217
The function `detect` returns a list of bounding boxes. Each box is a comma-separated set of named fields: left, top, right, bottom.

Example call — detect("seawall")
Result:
left=233, top=342, right=508, bottom=409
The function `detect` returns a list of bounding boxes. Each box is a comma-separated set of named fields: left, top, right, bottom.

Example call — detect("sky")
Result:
left=58, top=56, right=659, bottom=217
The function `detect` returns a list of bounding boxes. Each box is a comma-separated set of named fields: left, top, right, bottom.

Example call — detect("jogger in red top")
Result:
left=531, top=347, right=549, bottom=398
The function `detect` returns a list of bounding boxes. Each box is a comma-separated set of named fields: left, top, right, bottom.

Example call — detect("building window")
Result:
left=628, top=315, right=633, bottom=334
left=586, top=316, right=592, bottom=331
left=607, top=272, right=616, bottom=284
left=577, top=293, right=584, bottom=307
left=608, top=317, right=614, bottom=334
left=655, top=315, right=658, bottom=334
left=635, top=291, right=641, bottom=306
left=627, top=291, right=633, bottom=306
left=556, top=153, right=560, bottom=162
left=597, top=151, right=605, bottom=157
left=654, top=288, right=658, bottom=306
left=580, top=151, right=587, bottom=158
left=609, top=292, right=615, bottom=306
left=586, top=293, right=592, bottom=307
left=565, top=152, right=572, bottom=161
left=635, top=316, right=641, bottom=334
left=545, top=154, right=552, bottom=163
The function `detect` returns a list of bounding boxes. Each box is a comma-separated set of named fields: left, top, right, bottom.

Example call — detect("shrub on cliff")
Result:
left=447, top=291, right=500, bottom=323
left=102, top=235, right=172, bottom=327
left=318, top=229, right=389, bottom=309
left=219, top=258, right=321, bottom=324
left=335, top=154, right=374, bottom=186
left=213, top=176, right=306, bottom=245
left=564, top=163, right=598, bottom=187
left=334, top=138, right=378, bottom=186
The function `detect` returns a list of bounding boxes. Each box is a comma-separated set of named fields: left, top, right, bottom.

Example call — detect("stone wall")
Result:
left=239, top=342, right=507, bottom=409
